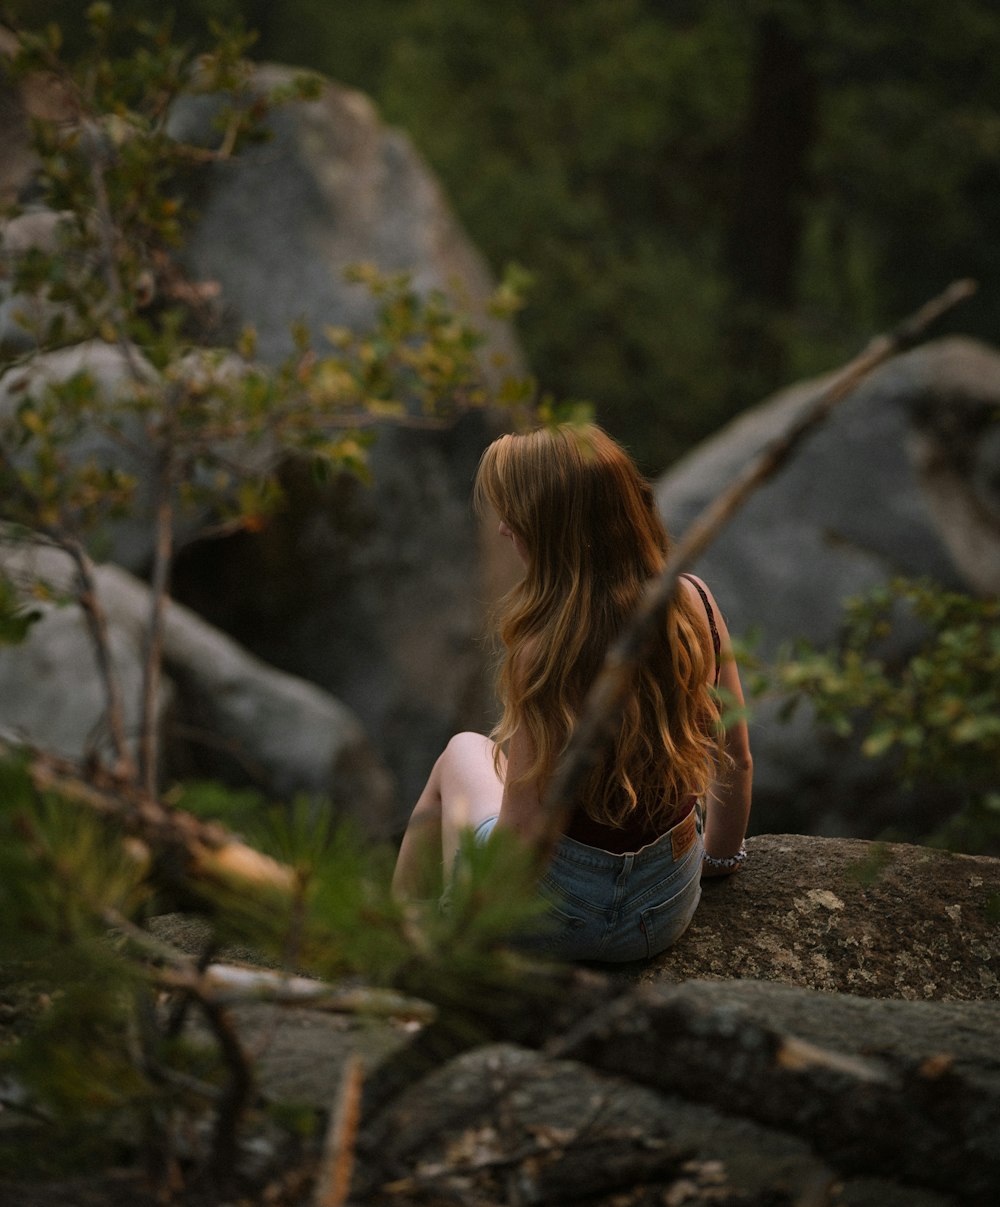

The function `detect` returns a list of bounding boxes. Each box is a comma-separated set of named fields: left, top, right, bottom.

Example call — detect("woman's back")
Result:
left=475, top=425, right=723, bottom=840
left=393, top=422, right=752, bottom=961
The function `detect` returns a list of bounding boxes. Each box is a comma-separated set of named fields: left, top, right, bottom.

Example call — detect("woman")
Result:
left=392, top=423, right=752, bottom=961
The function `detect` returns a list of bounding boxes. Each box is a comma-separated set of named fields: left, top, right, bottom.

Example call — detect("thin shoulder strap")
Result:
left=680, top=573, right=721, bottom=686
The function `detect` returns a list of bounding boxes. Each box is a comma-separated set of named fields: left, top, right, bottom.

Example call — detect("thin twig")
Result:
left=312, top=1055, right=364, bottom=1207
left=166, top=931, right=219, bottom=1041
left=380, top=1089, right=617, bottom=1200
left=154, top=964, right=436, bottom=1024
left=138, top=425, right=178, bottom=798
left=61, top=537, right=137, bottom=783
left=538, top=278, right=977, bottom=851
left=85, top=125, right=155, bottom=389
left=198, top=987, right=255, bottom=1182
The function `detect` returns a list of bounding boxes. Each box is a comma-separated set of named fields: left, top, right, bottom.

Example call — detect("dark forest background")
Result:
left=20, top=0, right=1000, bottom=471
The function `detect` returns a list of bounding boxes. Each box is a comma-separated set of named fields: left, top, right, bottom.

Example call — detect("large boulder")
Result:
left=321, top=838, right=1000, bottom=1204
left=147, top=833, right=1000, bottom=1206
left=166, top=66, right=522, bottom=375
left=0, top=537, right=394, bottom=836
left=641, top=832, right=1000, bottom=1000
left=657, top=336, right=1000, bottom=839
left=0, top=59, right=528, bottom=820
left=162, top=67, right=525, bottom=817
left=355, top=981, right=999, bottom=1205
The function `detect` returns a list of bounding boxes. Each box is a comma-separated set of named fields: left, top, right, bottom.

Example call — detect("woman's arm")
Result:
left=491, top=641, right=555, bottom=855
left=682, top=576, right=753, bottom=876
left=494, top=723, right=549, bottom=849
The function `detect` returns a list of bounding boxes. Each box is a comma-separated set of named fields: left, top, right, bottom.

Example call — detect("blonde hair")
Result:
left=474, top=423, right=720, bottom=828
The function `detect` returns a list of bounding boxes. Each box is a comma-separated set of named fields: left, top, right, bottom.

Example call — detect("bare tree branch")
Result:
left=199, top=987, right=254, bottom=1182
left=138, top=417, right=179, bottom=798
left=16, top=741, right=295, bottom=894
left=61, top=537, right=137, bottom=783
left=312, top=1055, right=364, bottom=1207
left=537, top=278, right=978, bottom=855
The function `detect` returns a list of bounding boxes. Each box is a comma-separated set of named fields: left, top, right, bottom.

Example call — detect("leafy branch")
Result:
left=1, top=10, right=531, bottom=800
left=772, top=577, right=1000, bottom=851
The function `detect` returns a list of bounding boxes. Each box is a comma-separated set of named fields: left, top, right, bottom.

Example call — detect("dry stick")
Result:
left=87, top=126, right=154, bottom=389
left=538, top=278, right=978, bottom=854
left=138, top=435, right=177, bottom=798
left=0, top=447, right=136, bottom=781
left=19, top=742, right=296, bottom=894
left=62, top=538, right=137, bottom=783
left=312, top=1056, right=365, bottom=1207
left=86, top=123, right=171, bottom=796
left=200, top=990, right=255, bottom=1183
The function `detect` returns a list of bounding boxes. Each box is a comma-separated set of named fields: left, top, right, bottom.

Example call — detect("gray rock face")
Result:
left=0, top=57, right=525, bottom=826
left=167, top=67, right=521, bottom=376
left=639, top=833, right=1000, bottom=1001
left=0, top=592, right=159, bottom=764
left=0, top=208, right=73, bottom=354
left=163, top=67, right=524, bottom=818
left=147, top=832, right=1000, bottom=1207
left=0, top=538, right=394, bottom=836
left=172, top=416, right=517, bottom=820
left=0, top=341, right=163, bottom=572
left=355, top=834, right=999, bottom=1203
left=657, top=337, right=1000, bottom=838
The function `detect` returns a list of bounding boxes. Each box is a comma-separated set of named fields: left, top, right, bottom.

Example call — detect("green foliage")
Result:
left=1, top=7, right=521, bottom=539
left=0, top=13, right=553, bottom=1187
left=0, top=754, right=152, bottom=1149
left=171, top=780, right=549, bottom=988
left=5, top=8, right=278, bottom=346
left=0, top=568, right=42, bottom=643
left=775, top=578, right=1000, bottom=852
left=382, top=1, right=1000, bottom=467
left=371, top=0, right=751, bottom=470
left=0, top=751, right=553, bottom=1181
left=138, top=0, right=990, bottom=472
left=17, top=2, right=998, bottom=471
left=0, top=768, right=149, bottom=955
left=0, top=7, right=531, bottom=798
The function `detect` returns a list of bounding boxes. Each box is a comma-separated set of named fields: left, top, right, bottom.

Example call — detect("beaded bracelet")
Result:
left=702, top=841, right=747, bottom=871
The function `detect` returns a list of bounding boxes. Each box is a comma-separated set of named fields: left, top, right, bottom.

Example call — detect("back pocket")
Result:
left=639, top=878, right=701, bottom=957
left=517, top=878, right=588, bottom=956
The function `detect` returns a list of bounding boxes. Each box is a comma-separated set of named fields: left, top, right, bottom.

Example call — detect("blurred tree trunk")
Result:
left=725, top=14, right=818, bottom=397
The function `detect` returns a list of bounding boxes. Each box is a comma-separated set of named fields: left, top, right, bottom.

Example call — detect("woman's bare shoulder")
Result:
left=679, top=572, right=718, bottom=608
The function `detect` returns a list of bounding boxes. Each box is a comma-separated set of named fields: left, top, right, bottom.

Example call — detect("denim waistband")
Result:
left=552, top=804, right=699, bottom=871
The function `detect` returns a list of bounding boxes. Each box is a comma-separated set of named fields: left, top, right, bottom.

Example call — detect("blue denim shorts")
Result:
left=472, top=808, right=703, bottom=963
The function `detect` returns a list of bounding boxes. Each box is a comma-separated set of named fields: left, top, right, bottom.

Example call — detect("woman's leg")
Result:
left=391, top=732, right=503, bottom=899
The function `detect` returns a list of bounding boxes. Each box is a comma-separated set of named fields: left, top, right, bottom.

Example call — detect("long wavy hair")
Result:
left=474, top=423, right=721, bottom=828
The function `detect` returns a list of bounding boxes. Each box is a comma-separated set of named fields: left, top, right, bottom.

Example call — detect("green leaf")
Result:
left=0, top=575, right=43, bottom=646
